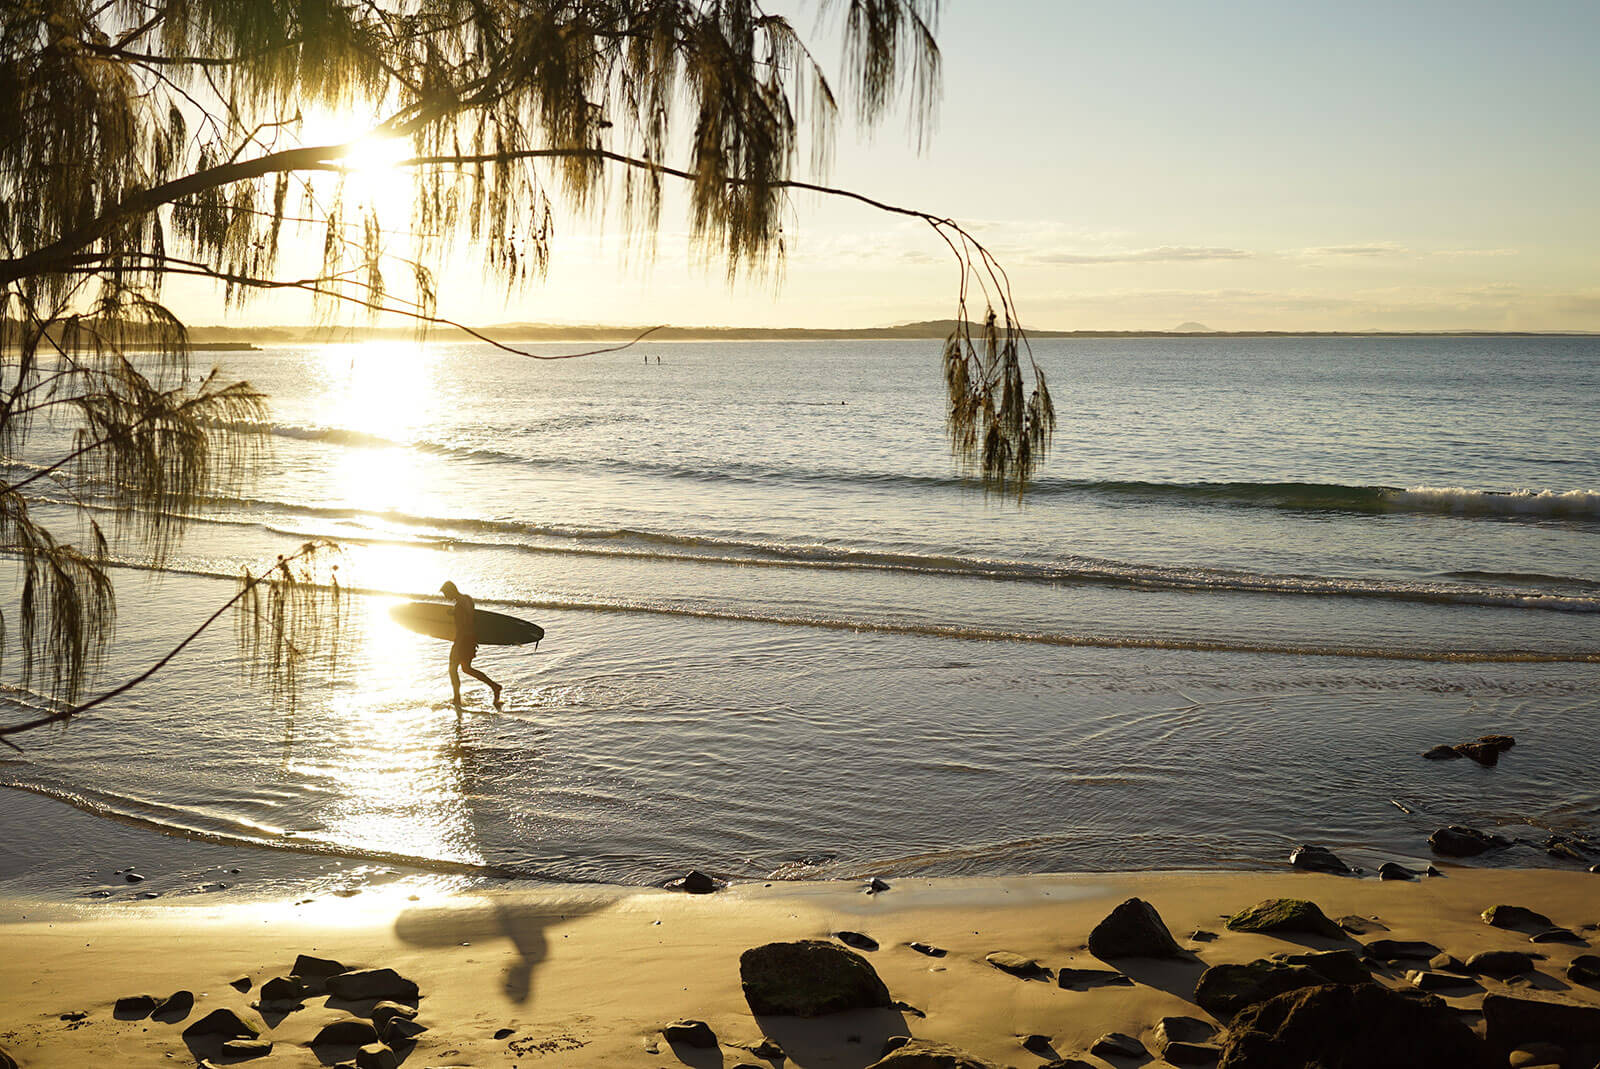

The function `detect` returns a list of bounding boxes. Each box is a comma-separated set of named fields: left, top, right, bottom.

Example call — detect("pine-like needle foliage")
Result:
left=1, top=0, right=1053, bottom=726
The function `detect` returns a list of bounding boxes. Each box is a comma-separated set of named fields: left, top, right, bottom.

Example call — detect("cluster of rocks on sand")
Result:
left=101, top=953, right=427, bottom=1068
left=641, top=890, right=1600, bottom=1069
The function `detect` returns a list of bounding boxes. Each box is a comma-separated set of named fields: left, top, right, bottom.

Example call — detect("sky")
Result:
left=182, top=0, right=1600, bottom=332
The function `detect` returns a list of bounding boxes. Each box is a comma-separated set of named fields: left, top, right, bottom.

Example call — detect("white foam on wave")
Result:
left=1386, top=486, right=1600, bottom=519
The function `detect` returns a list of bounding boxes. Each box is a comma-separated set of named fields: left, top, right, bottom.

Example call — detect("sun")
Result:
left=297, top=106, right=415, bottom=217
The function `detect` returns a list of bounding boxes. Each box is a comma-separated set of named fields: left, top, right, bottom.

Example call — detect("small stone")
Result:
left=750, top=1037, right=784, bottom=1059
left=1421, top=744, right=1462, bottom=759
left=1590, top=863, right=1600, bottom=874
left=1377, top=862, right=1415, bottom=881
left=325, top=968, right=418, bottom=1002
left=369, top=1001, right=417, bottom=1028
left=293, top=953, right=347, bottom=977
left=1528, top=926, right=1582, bottom=943
left=1430, top=825, right=1509, bottom=857
left=228, top=977, right=251, bottom=993
left=1452, top=741, right=1502, bottom=765
left=1466, top=950, right=1533, bottom=975
left=1288, top=844, right=1351, bottom=874
left=125, top=871, right=145, bottom=882
left=493, top=1028, right=514, bottom=1039
left=1483, top=904, right=1555, bottom=930
left=1056, top=966, right=1132, bottom=989
left=181, top=1009, right=261, bottom=1042
left=1089, top=1031, right=1145, bottom=1058
left=1362, top=938, right=1440, bottom=961
left=1225, top=898, right=1343, bottom=939
left=907, top=941, right=947, bottom=956
left=1429, top=953, right=1468, bottom=973
left=114, top=995, right=159, bottom=1019
left=865, top=877, right=890, bottom=893
left=892, top=999, right=925, bottom=1018
left=1405, top=969, right=1476, bottom=991
left=1567, top=954, right=1600, bottom=984
left=835, top=931, right=879, bottom=951
left=1087, top=897, right=1184, bottom=958
left=150, top=990, right=194, bottom=1023
left=1337, top=915, right=1388, bottom=935
left=666, top=869, right=720, bottom=893
left=663, top=1019, right=717, bottom=1048
left=355, top=1042, right=398, bottom=1069
left=219, top=1039, right=271, bottom=1060
left=259, top=975, right=302, bottom=1005
left=381, top=1017, right=426, bottom=1045
left=1191, top=929, right=1218, bottom=941
left=1021, top=1033, right=1053, bottom=1054
left=985, top=951, right=1049, bottom=979
left=311, top=1019, right=381, bottom=1048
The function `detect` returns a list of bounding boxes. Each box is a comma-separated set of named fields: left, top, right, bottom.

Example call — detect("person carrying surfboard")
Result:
left=441, top=580, right=503, bottom=708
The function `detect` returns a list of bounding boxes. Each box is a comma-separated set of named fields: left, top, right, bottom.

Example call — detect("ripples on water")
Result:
left=3, top=336, right=1598, bottom=889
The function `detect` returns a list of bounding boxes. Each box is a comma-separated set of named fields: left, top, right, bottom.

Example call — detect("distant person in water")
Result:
left=440, top=580, right=502, bottom=708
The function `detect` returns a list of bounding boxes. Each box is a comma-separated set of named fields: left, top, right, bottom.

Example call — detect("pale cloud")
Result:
left=1296, top=242, right=1409, bottom=258
left=1031, top=245, right=1253, bottom=265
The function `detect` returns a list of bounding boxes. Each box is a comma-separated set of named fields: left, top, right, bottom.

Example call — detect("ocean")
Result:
left=3, top=334, right=1598, bottom=895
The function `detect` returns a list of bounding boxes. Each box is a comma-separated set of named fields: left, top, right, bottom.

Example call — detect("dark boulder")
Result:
left=1453, top=741, right=1502, bottom=765
left=150, top=990, right=194, bottom=1023
left=369, top=1001, right=417, bottom=1029
left=1362, top=938, right=1440, bottom=962
left=219, top=1039, right=272, bottom=1060
left=1020, top=1033, right=1053, bottom=1055
left=1151, top=1017, right=1219, bottom=1065
left=1195, top=961, right=1326, bottom=1020
left=1086, top=897, right=1184, bottom=959
left=1466, top=950, right=1533, bottom=976
left=258, top=975, right=303, bottom=1005
left=865, top=1039, right=999, bottom=1068
left=228, top=977, right=251, bottom=993
left=1218, top=982, right=1491, bottom=1068
left=1090, top=1032, right=1145, bottom=1058
left=382, top=1016, right=427, bottom=1045
left=666, top=869, right=721, bottom=893
left=1289, top=845, right=1352, bottom=874
left=1404, top=969, right=1477, bottom=992
left=984, top=951, right=1049, bottom=979
left=181, top=1008, right=261, bottom=1042
left=311, top=1018, right=382, bottom=1048
left=113, top=994, right=159, bottom=1019
left=1273, top=949, right=1371, bottom=985
left=1377, top=862, right=1415, bottom=881
left=1482, top=904, right=1554, bottom=930
left=292, top=953, right=347, bottom=978
left=740, top=940, right=892, bottom=1017
left=1567, top=954, right=1600, bottom=985
left=663, top=1019, right=718, bottom=1048
left=1057, top=966, right=1132, bottom=989
left=326, top=968, right=419, bottom=1002
left=1482, top=994, right=1600, bottom=1064
left=1421, top=745, right=1461, bottom=760
left=1225, top=898, right=1343, bottom=939
left=907, top=941, right=946, bottom=957
left=355, top=1042, right=399, bottom=1069
left=835, top=931, right=879, bottom=951
left=1428, top=953, right=1467, bottom=973
left=1430, top=826, right=1508, bottom=857
left=1337, top=915, right=1388, bottom=935
left=865, top=877, right=891, bottom=893
left=1528, top=926, right=1582, bottom=944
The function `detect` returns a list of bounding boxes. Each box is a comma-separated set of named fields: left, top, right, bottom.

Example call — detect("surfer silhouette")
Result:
left=441, top=580, right=503, bottom=708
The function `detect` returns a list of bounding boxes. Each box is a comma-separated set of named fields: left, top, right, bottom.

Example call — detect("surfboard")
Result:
left=388, top=601, right=544, bottom=646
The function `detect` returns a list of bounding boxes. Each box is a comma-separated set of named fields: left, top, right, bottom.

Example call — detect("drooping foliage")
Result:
left=0, top=0, right=1053, bottom=727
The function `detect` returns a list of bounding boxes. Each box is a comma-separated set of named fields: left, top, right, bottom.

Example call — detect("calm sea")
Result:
left=4, top=335, right=1598, bottom=892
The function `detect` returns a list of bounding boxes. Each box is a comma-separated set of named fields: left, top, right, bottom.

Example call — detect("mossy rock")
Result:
left=740, top=940, right=892, bottom=1017
left=1226, top=898, right=1343, bottom=939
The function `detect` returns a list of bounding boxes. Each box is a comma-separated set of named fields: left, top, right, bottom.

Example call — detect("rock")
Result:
left=836, top=931, right=879, bottom=951
left=1430, top=826, right=1509, bottom=857
left=1165, top=1042, right=1222, bottom=1065
left=665, top=869, right=720, bottom=893
left=740, top=940, right=892, bottom=1016
left=1056, top=966, right=1132, bottom=989
left=1529, top=927, right=1582, bottom=944
left=1086, top=897, right=1184, bottom=958
left=311, top=1018, right=382, bottom=1048
left=1508, top=1043, right=1566, bottom=1068
left=1482, top=994, right=1600, bottom=1063
left=1377, top=862, right=1415, bottom=881
left=1428, top=953, right=1467, bottom=973
left=750, top=1037, right=784, bottom=1059
left=1337, top=915, right=1388, bottom=935
left=893, top=1000, right=925, bottom=1017
left=1421, top=745, right=1461, bottom=760
left=1567, top=954, right=1600, bottom=984
left=1192, top=929, right=1218, bottom=941
left=1467, top=950, right=1533, bottom=976
left=1590, top=862, right=1600, bottom=874
left=1273, top=949, right=1371, bottom=985
left=125, top=871, right=145, bottom=882
left=663, top=1019, right=717, bottom=1048
left=355, top=1042, right=399, bottom=1069
left=381, top=1017, right=426, bottom=1045
left=1453, top=741, right=1502, bottom=765
left=881, top=1036, right=912, bottom=1056
left=1218, top=981, right=1492, bottom=1068
left=1195, top=961, right=1327, bottom=1019
left=1225, top=898, right=1343, bottom=939
left=150, top=989, right=194, bottom=1023
left=1404, top=969, right=1476, bottom=992
left=1482, top=904, right=1554, bottom=930
left=0, top=1044, right=15, bottom=1069
left=325, top=968, right=419, bottom=1002
left=293, top=953, right=348, bottom=977
left=984, top=951, right=1049, bottom=979
left=1289, top=845, right=1351, bottom=874
left=1021, top=1033, right=1053, bottom=1054
left=369, top=1001, right=417, bottom=1028
left=259, top=975, right=302, bottom=1005
left=181, top=1009, right=261, bottom=1041
left=865, top=877, right=891, bottom=894
left=865, top=1038, right=999, bottom=1068
left=1039, top=1061, right=1096, bottom=1069
left=907, top=941, right=946, bottom=956
left=114, top=994, right=159, bottom=1019
left=228, top=977, right=251, bottom=993
left=1152, top=1016, right=1216, bottom=1051
left=1362, top=938, right=1440, bottom=961
left=1090, top=1031, right=1145, bottom=1058
left=1478, top=734, right=1515, bottom=750
left=494, top=1027, right=514, bottom=1039
left=219, top=1039, right=272, bottom=1060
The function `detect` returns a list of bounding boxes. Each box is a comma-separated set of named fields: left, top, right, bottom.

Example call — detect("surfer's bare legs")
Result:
left=449, top=651, right=503, bottom=708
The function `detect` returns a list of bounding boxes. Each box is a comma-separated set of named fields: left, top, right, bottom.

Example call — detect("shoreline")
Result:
left=3, top=867, right=1598, bottom=1067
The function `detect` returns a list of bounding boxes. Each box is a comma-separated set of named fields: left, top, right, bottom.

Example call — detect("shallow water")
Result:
left=3, top=335, right=1598, bottom=892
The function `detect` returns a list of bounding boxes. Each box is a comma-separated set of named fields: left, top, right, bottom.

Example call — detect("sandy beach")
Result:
left=3, top=865, right=1598, bottom=1067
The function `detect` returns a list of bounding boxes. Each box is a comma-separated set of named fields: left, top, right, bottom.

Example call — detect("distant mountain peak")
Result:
left=1172, top=321, right=1213, bottom=332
